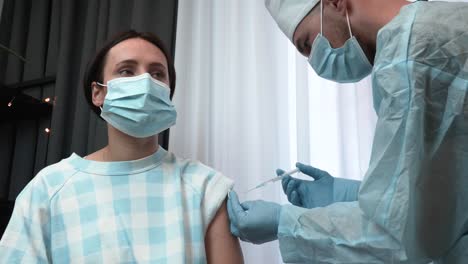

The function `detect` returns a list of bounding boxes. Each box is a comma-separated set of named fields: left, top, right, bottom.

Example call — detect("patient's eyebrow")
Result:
left=148, top=62, right=167, bottom=71
left=115, top=59, right=138, bottom=68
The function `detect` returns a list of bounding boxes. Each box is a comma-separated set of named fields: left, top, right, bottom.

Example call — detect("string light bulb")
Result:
left=44, top=97, right=51, bottom=102
left=7, top=96, right=15, bottom=107
left=45, top=128, right=51, bottom=133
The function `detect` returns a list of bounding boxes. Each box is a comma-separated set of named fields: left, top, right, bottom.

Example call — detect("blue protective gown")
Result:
left=278, top=2, right=468, bottom=263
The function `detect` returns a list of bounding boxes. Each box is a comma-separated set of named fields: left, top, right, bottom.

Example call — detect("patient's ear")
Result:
left=91, top=82, right=106, bottom=107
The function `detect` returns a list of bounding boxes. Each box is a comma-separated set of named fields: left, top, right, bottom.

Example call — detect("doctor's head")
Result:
left=265, top=0, right=407, bottom=59
left=265, top=0, right=358, bottom=57
left=265, top=0, right=408, bottom=83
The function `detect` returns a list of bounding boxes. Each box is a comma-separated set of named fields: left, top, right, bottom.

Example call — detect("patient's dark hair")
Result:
left=83, top=30, right=176, bottom=116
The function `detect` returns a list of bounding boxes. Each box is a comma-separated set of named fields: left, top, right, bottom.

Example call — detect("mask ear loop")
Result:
left=321, top=1, right=353, bottom=39
left=320, top=0, right=323, bottom=35
left=345, top=10, right=353, bottom=38
left=95, top=81, right=107, bottom=111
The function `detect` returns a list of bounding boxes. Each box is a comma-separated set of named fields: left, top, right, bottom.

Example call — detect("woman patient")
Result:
left=0, top=30, right=243, bottom=263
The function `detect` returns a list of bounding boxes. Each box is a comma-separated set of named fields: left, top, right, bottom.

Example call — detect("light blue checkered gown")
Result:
left=0, top=147, right=233, bottom=263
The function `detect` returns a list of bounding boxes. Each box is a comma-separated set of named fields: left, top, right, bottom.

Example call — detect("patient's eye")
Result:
left=148, top=63, right=168, bottom=82
left=119, top=69, right=134, bottom=77
left=151, top=70, right=166, bottom=80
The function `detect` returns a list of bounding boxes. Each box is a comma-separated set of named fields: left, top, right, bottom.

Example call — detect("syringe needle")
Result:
left=244, top=182, right=267, bottom=193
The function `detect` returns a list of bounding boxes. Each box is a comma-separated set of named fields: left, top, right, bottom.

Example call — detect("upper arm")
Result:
left=205, top=200, right=243, bottom=264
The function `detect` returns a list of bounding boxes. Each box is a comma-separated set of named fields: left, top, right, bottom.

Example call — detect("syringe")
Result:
left=244, top=168, right=299, bottom=193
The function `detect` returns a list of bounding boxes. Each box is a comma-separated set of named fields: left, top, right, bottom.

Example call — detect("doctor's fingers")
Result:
left=227, top=196, right=244, bottom=237
left=276, top=169, right=286, bottom=176
left=296, top=162, right=327, bottom=180
left=286, top=178, right=300, bottom=196
left=227, top=194, right=237, bottom=222
left=290, top=190, right=302, bottom=207
left=230, top=222, right=241, bottom=237
left=227, top=191, right=246, bottom=218
left=281, top=175, right=293, bottom=193
left=240, top=200, right=259, bottom=211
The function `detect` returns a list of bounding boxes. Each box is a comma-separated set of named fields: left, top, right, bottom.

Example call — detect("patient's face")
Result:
left=102, top=38, right=170, bottom=87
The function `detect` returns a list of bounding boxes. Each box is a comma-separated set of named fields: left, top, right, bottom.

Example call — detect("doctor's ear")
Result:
left=91, top=81, right=106, bottom=107
left=324, top=0, right=348, bottom=16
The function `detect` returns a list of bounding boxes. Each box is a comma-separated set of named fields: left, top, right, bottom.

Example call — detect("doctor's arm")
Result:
left=205, top=200, right=244, bottom=263
left=276, top=56, right=468, bottom=262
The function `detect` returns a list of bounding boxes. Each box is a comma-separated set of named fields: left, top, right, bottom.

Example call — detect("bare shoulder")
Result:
left=205, top=200, right=244, bottom=264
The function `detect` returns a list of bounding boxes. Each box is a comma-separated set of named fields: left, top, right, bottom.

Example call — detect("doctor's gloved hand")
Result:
left=278, top=162, right=361, bottom=209
left=227, top=191, right=281, bottom=244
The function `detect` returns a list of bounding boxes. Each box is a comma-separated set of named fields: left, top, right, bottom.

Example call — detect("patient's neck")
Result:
left=103, top=125, right=159, bottom=162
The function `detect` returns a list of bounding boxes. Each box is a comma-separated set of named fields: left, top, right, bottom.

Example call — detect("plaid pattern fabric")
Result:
left=0, top=147, right=233, bottom=263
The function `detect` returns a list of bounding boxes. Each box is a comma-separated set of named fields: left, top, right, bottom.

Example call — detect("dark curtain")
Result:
left=0, top=0, right=178, bottom=231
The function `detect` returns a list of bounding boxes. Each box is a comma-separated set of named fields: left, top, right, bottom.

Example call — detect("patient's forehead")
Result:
left=105, top=38, right=168, bottom=69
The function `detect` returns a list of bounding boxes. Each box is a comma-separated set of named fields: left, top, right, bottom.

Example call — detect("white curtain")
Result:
left=171, top=0, right=376, bottom=263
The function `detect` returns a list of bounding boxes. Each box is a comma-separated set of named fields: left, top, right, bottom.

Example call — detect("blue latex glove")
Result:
left=227, top=191, right=281, bottom=244
left=279, top=162, right=361, bottom=209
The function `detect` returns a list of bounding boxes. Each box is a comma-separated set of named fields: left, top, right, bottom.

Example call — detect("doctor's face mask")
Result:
left=308, top=1, right=372, bottom=83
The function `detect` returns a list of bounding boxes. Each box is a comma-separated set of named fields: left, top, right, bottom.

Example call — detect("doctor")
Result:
left=227, top=0, right=468, bottom=263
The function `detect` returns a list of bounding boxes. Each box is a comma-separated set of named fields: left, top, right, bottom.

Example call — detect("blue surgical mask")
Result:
left=98, top=73, right=177, bottom=138
left=308, top=1, right=372, bottom=83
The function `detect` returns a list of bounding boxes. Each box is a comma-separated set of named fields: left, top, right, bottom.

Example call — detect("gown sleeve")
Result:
left=0, top=178, right=51, bottom=263
left=180, top=161, right=234, bottom=231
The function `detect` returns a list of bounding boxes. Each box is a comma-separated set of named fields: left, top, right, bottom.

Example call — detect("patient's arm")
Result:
left=205, top=199, right=244, bottom=263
